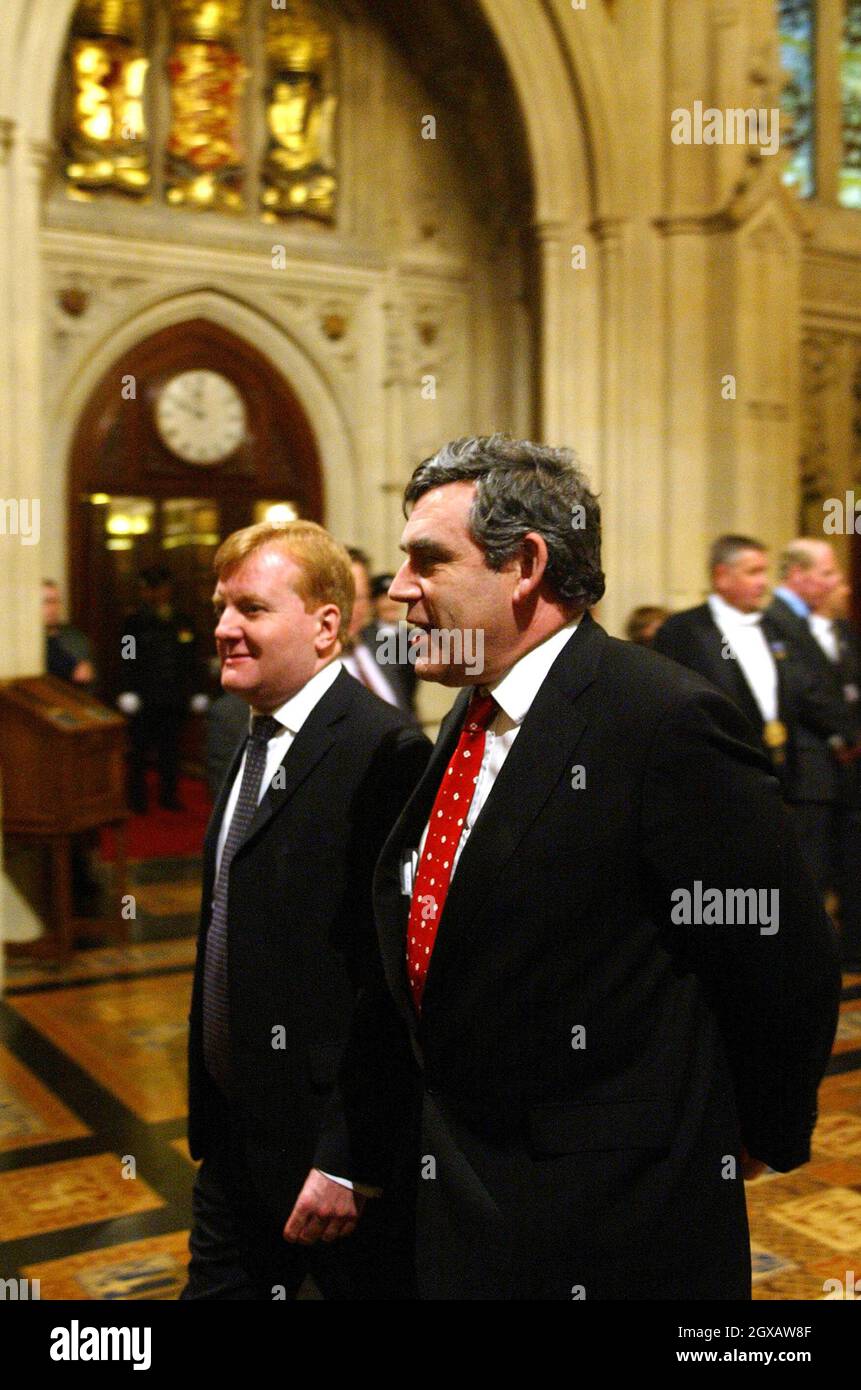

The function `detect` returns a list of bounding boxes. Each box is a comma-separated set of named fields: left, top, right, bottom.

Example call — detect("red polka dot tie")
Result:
left=406, top=691, right=498, bottom=1012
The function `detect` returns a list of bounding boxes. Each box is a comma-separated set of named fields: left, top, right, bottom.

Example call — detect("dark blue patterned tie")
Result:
left=202, top=714, right=282, bottom=1094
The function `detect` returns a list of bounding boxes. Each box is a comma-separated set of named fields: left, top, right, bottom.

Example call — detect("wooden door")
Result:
left=66, top=318, right=324, bottom=768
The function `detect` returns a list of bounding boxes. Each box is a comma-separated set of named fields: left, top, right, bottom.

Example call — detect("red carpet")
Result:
left=100, top=773, right=213, bottom=862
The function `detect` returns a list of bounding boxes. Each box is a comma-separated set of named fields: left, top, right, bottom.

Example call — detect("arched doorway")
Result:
left=67, top=316, right=324, bottom=726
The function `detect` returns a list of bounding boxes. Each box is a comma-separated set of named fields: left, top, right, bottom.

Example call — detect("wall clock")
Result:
left=155, top=369, right=247, bottom=465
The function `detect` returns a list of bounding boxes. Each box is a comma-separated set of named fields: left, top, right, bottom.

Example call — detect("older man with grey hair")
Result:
left=766, top=540, right=858, bottom=903
left=290, top=434, right=840, bottom=1301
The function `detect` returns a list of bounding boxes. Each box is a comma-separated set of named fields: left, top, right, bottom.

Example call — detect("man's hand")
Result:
left=72, top=659, right=95, bottom=685
left=740, top=1146, right=768, bottom=1180
left=283, top=1169, right=366, bottom=1245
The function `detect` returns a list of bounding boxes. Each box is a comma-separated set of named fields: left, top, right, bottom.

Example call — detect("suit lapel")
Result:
left=200, top=736, right=248, bottom=928
left=235, top=668, right=355, bottom=854
left=693, top=606, right=763, bottom=733
left=769, top=596, right=830, bottom=673
left=420, top=618, right=602, bottom=1013
left=374, top=689, right=467, bottom=1026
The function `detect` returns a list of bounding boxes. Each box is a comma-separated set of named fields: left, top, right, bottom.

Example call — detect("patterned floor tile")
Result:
left=132, top=882, right=201, bottom=919
left=0, top=1154, right=163, bottom=1240
left=0, top=1046, right=90, bottom=1152
left=804, top=1253, right=861, bottom=1283
left=5, top=938, right=197, bottom=991
left=21, top=1231, right=190, bottom=1300
left=804, top=1158, right=861, bottom=1187
left=753, top=1268, right=841, bottom=1300
left=750, top=1245, right=797, bottom=1282
left=170, top=1137, right=197, bottom=1166
left=833, top=1001, right=861, bottom=1053
left=767, top=1187, right=861, bottom=1253
left=818, top=1074, right=861, bottom=1113
left=7, top=975, right=191, bottom=1122
left=810, top=1112, right=861, bottom=1158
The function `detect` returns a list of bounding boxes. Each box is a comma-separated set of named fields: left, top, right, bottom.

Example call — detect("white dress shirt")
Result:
left=707, top=593, right=778, bottom=723
left=215, top=658, right=343, bottom=880
left=808, top=613, right=840, bottom=664
left=417, top=621, right=581, bottom=877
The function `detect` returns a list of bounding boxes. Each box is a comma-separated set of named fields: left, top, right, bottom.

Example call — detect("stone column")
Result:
left=0, top=117, right=13, bottom=986
left=814, top=0, right=842, bottom=205
left=5, top=135, right=51, bottom=678
left=0, top=130, right=51, bottom=950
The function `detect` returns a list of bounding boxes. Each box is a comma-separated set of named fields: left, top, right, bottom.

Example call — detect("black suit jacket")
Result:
left=653, top=602, right=841, bottom=796
left=764, top=596, right=855, bottom=803
left=319, top=614, right=841, bottom=1299
left=654, top=601, right=784, bottom=738
left=187, top=667, right=431, bottom=1229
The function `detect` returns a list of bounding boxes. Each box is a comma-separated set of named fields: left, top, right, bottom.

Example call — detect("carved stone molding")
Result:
left=588, top=216, right=626, bottom=246
left=800, top=331, right=842, bottom=503
left=853, top=350, right=861, bottom=485
left=45, top=268, right=151, bottom=380
left=0, top=118, right=15, bottom=166
left=654, top=167, right=806, bottom=239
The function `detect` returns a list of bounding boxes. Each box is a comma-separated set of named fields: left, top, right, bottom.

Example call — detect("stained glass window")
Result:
left=56, top=0, right=338, bottom=224
left=778, top=0, right=816, bottom=198
left=59, top=0, right=151, bottom=199
left=841, top=0, right=861, bottom=207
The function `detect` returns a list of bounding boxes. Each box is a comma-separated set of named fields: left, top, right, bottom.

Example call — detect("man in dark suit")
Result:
left=765, top=541, right=858, bottom=902
left=290, top=435, right=841, bottom=1300
left=119, top=566, right=202, bottom=813
left=808, top=576, right=861, bottom=971
left=340, top=547, right=408, bottom=711
left=204, top=690, right=248, bottom=799
left=366, top=572, right=419, bottom=718
left=183, top=520, right=430, bottom=1300
left=653, top=534, right=845, bottom=794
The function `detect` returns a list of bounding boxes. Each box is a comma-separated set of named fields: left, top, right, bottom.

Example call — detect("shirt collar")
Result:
left=484, top=621, right=580, bottom=725
left=774, top=585, right=810, bottom=619
left=251, top=659, right=343, bottom=736
left=708, top=593, right=763, bottom=628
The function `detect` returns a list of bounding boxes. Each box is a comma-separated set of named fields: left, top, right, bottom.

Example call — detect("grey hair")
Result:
left=708, top=534, right=766, bottom=573
left=778, top=539, right=827, bottom=580
left=403, top=434, right=605, bottom=609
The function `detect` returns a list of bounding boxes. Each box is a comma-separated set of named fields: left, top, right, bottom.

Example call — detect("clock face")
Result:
left=155, top=370, right=247, bottom=465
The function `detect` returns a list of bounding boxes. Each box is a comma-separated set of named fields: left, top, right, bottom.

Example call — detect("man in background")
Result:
left=119, top=565, right=203, bottom=813
left=42, top=578, right=99, bottom=915
left=808, top=574, right=861, bottom=971
left=653, top=535, right=847, bottom=795
left=766, top=541, right=858, bottom=900
left=341, top=546, right=403, bottom=710
left=367, top=571, right=418, bottom=718
left=43, top=579, right=95, bottom=691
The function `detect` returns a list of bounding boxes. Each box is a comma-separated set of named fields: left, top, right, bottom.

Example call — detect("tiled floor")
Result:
left=746, top=977, right=861, bottom=1298
left=1, top=857, right=859, bottom=1299
left=0, top=858, right=199, bottom=1300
